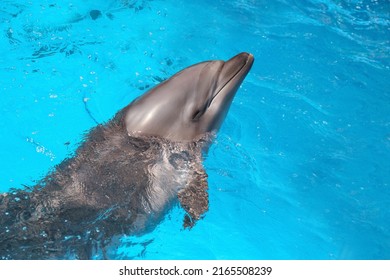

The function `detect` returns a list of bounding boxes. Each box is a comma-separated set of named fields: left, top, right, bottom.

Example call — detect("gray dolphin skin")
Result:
left=124, top=52, right=254, bottom=141
left=0, top=52, right=254, bottom=259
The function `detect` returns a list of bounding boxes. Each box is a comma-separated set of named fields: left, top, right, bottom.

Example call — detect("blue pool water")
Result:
left=0, top=0, right=389, bottom=259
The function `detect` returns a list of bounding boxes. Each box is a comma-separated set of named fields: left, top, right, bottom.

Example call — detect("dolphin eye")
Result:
left=192, top=109, right=203, bottom=121
left=192, top=96, right=213, bottom=121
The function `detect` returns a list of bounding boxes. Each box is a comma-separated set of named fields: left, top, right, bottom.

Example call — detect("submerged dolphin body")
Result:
left=0, top=53, right=254, bottom=259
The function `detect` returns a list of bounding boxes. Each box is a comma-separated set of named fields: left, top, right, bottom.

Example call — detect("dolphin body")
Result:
left=0, top=52, right=254, bottom=259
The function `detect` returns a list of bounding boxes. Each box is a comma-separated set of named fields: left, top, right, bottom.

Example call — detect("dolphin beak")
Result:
left=211, top=52, right=254, bottom=106
left=222, top=52, right=254, bottom=83
left=200, top=52, right=254, bottom=133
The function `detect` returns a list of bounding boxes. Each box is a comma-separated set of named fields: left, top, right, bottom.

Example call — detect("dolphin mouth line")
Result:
left=192, top=54, right=252, bottom=121
left=208, top=54, right=252, bottom=108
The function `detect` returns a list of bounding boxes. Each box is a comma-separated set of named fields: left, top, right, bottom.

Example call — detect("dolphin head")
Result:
left=121, top=52, right=254, bottom=142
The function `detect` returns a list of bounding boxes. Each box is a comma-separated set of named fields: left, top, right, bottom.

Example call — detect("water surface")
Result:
left=0, top=0, right=389, bottom=259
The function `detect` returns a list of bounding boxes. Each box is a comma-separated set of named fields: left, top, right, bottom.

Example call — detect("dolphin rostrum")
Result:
left=0, top=52, right=254, bottom=259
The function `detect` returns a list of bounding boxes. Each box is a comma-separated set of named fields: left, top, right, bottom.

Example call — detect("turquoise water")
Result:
left=1, top=0, right=389, bottom=259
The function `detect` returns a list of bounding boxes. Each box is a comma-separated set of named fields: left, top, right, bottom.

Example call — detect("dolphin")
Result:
left=0, top=52, right=254, bottom=259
